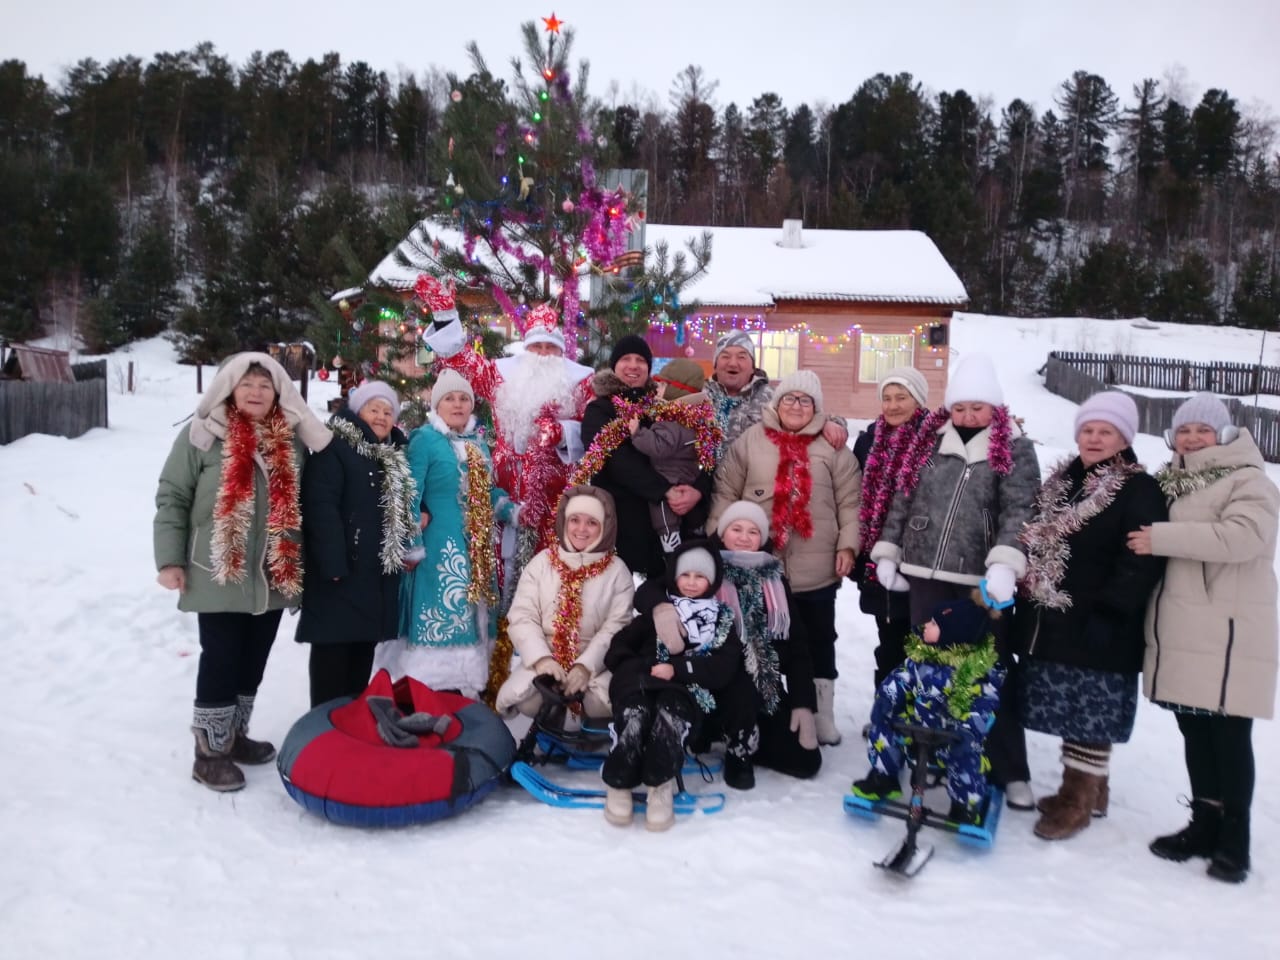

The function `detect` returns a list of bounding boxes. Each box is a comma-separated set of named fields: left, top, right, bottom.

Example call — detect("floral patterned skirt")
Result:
left=1021, top=659, right=1139, bottom=744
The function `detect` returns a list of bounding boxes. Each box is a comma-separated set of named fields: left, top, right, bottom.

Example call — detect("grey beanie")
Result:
left=713, top=330, right=756, bottom=367
left=675, top=547, right=717, bottom=582
left=1171, top=392, right=1232, bottom=434
left=879, top=366, right=928, bottom=408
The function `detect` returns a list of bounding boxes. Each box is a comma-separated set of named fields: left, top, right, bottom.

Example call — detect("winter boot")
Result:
left=1003, top=780, right=1036, bottom=811
left=229, top=694, right=276, bottom=765
left=813, top=679, right=842, bottom=746
left=603, top=787, right=634, bottom=827
left=851, top=768, right=902, bottom=802
left=1034, top=767, right=1105, bottom=841
left=947, top=799, right=981, bottom=826
left=645, top=780, right=676, bottom=832
left=1037, top=771, right=1109, bottom=819
left=1150, top=799, right=1223, bottom=862
left=1207, top=811, right=1250, bottom=883
left=724, top=753, right=756, bottom=791
left=191, top=704, right=245, bottom=793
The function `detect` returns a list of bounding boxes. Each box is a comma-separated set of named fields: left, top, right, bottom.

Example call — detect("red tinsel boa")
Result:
left=209, top=404, right=302, bottom=597
left=764, top=428, right=818, bottom=549
left=548, top=549, right=617, bottom=670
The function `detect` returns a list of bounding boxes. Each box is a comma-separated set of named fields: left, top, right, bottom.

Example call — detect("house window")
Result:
left=859, top=333, right=915, bottom=384
left=752, top=329, right=799, bottom=379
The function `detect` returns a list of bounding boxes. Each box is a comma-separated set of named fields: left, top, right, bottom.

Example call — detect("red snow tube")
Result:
left=277, top=669, right=516, bottom=827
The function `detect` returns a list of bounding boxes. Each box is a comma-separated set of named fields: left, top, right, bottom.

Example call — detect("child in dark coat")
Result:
left=852, top=592, right=1007, bottom=824
left=602, top=540, right=756, bottom=831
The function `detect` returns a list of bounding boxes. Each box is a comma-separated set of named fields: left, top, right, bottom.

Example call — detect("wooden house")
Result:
left=642, top=221, right=967, bottom=419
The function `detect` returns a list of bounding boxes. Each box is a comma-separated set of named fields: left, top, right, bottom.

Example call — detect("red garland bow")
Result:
left=764, top=428, right=818, bottom=549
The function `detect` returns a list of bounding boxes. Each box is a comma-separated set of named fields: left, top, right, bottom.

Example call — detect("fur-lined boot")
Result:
left=1034, top=766, right=1105, bottom=840
left=192, top=704, right=245, bottom=792
left=813, top=679, right=842, bottom=745
left=645, top=780, right=676, bottom=832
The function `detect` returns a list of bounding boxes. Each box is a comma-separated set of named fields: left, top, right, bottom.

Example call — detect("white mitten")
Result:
left=984, top=563, right=1017, bottom=604
left=790, top=707, right=819, bottom=751
left=876, top=559, right=911, bottom=592
left=533, top=657, right=567, bottom=683
left=652, top=603, right=687, bottom=655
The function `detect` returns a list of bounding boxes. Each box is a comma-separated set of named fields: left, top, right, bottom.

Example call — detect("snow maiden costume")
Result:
left=153, top=351, right=332, bottom=792
left=1016, top=391, right=1167, bottom=841
left=495, top=485, right=635, bottom=721
left=374, top=369, right=518, bottom=698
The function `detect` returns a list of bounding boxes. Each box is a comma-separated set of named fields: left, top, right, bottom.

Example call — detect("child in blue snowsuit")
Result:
left=852, top=593, right=1006, bottom=823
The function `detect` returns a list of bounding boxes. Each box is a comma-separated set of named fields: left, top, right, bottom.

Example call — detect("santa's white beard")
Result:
left=494, top=353, right=581, bottom=452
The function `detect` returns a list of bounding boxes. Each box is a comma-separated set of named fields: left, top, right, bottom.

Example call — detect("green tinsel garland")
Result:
left=902, top=630, right=999, bottom=721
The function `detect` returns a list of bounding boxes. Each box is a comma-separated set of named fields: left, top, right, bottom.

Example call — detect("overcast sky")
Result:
left=6, top=0, right=1279, bottom=123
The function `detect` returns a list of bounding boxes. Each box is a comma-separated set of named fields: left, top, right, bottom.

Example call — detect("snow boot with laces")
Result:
left=1150, top=798, right=1223, bottom=862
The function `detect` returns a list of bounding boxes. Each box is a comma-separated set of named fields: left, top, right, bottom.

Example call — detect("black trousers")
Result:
left=754, top=697, right=822, bottom=779
left=1177, top=712, right=1255, bottom=814
left=309, top=643, right=377, bottom=708
left=195, top=610, right=284, bottom=706
left=602, top=689, right=697, bottom=789
left=792, top=583, right=839, bottom=681
left=906, top=577, right=1031, bottom=785
left=872, top=616, right=911, bottom=690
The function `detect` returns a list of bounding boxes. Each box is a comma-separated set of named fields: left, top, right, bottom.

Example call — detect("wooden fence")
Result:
left=0, top=359, right=109, bottom=445
left=1045, top=352, right=1280, bottom=462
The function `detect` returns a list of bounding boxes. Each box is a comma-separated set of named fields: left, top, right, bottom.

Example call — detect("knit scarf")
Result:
left=859, top=408, right=948, bottom=555
left=328, top=417, right=418, bottom=574
left=1019, top=455, right=1145, bottom=611
left=209, top=404, right=302, bottom=596
left=903, top=630, right=999, bottom=721
left=657, top=603, right=736, bottom=715
left=547, top=548, right=616, bottom=670
left=765, top=427, right=817, bottom=548
left=718, top=553, right=788, bottom=714
left=1155, top=462, right=1247, bottom=501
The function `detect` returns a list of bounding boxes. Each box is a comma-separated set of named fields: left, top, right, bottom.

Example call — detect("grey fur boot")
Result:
left=229, top=694, right=276, bottom=765
left=192, top=704, right=245, bottom=792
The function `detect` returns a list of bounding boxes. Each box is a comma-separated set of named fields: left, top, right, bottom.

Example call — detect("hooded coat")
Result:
left=494, top=486, right=635, bottom=717
left=296, top=406, right=411, bottom=647
left=153, top=352, right=331, bottom=615
left=1143, top=430, right=1279, bottom=718
left=580, top=370, right=712, bottom=575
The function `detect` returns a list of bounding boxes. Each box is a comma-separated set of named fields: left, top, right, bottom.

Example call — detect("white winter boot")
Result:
left=645, top=780, right=676, bottom=832
left=604, top=787, right=634, bottom=826
left=813, top=679, right=843, bottom=746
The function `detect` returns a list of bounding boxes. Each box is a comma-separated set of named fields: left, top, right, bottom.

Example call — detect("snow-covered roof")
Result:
left=644, top=223, right=968, bottom=308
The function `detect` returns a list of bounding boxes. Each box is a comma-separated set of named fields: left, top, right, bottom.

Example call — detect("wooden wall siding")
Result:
left=1044, top=353, right=1280, bottom=463
left=1, top=360, right=108, bottom=444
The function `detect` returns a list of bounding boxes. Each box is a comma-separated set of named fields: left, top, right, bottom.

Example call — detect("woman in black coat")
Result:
left=1016, top=392, right=1167, bottom=841
left=297, top=382, right=418, bottom=706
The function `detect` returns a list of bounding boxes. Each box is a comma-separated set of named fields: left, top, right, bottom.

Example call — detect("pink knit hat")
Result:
left=1074, top=391, right=1138, bottom=444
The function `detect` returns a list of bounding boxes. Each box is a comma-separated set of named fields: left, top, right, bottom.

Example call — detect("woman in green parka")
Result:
left=154, top=352, right=331, bottom=793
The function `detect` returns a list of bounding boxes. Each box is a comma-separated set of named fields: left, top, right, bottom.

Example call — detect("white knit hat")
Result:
left=772, top=369, right=824, bottom=414
left=879, top=366, right=928, bottom=408
left=944, top=354, right=1003, bottom=407
left=430, top=368, right=474, bottom=410
left=675, top=546, right=717, bottom=583
left=1075, top=391, right=1139, bottom=444
left=347, top=380, right=400, bottom=416
left=1171, top=392, right=1232, bottom=433
left=716, top=500, right=770, bottom=544
left=563, top=494, right=605, bottom=526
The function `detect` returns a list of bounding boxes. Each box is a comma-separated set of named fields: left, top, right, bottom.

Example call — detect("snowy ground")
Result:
left=2, top=315, right=1277, bottom=959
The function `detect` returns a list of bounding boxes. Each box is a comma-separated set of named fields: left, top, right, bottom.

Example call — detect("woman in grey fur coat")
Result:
left=870, top=352, right=1041, bottom=809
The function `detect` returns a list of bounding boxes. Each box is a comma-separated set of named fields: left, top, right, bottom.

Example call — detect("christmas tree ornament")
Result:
left=351, top=319, right=364, bottom=333
left=317, top=368, right=330, bottom=381
left=332, top=354, right=344, bottom=368
left=338, top=299, right=350, bottom=313
left=684, top=346, right=696, bottom=358
left=561, top=198, right=575, bottom=213
left=542, top=12, right=563, bottom=33
left=451, top=89, right=463, bottom=102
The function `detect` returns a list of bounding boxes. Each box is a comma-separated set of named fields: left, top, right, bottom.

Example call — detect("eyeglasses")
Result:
left=778, top=394, right=815, bottom=408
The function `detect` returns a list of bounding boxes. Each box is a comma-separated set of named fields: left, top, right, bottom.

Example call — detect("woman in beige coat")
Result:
left=709, top=369, right=861, bottom=744
left=496, top=486, right=635, bottom=721
left=1128, top=392, right=1279, bottom=884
